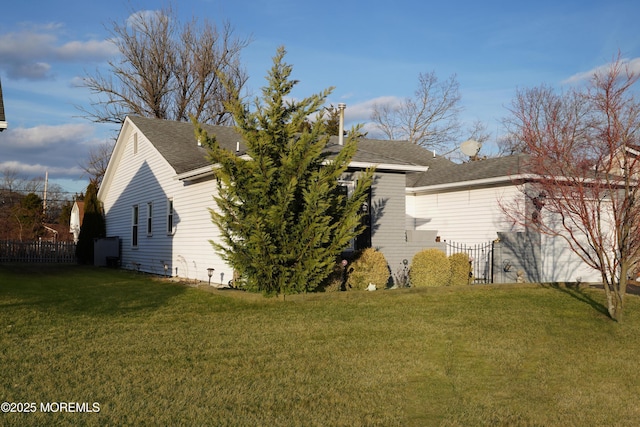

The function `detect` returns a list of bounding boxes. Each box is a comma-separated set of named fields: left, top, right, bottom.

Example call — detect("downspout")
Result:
left=338, top=103, right=346, bottom=145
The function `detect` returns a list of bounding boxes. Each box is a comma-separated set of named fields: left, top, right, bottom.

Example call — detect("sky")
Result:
left=1, top=0, right=639, bottom=196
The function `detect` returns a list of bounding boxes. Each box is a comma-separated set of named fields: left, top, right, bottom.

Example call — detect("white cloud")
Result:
left=0, top=160, right=83, bottom=177
left=126, top=9, right=168, bottom=30
left=56, top=39, right=119, bottom=61
left=0, top=31, right=56, bottom=58
left=338, top=96, right=403, bottom=123
left=7, top=123, right=95, bottom=149
left=0, top=123, right=102, bottom=182
left=563, top=57, right=640, bottom=84
left=0, top=25, right=116, bottom=80
left=322, top=96, right=405, bottom=139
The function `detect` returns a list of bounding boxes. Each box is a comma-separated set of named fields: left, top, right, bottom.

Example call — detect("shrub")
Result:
left=409, top=248, right=451, bottom=287
left=321, top=261, right=346, bottom=292
left=449, top=252, right=473, bottom=286
left=346, top=248, right=390, bottom=290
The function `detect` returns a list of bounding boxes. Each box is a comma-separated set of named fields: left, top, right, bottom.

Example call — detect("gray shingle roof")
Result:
left=129, top=116, right=454, bottom=174
left=408, top=154, right=529, bottom=188
left=130, top=116, right=246, bottom=175
left=331, top=136, right=454, bottom=168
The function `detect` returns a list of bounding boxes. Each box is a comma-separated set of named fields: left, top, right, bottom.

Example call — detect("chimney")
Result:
left=337, top=103, right=346, bottom=145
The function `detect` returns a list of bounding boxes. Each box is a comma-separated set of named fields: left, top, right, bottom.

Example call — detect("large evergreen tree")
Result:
left=76, top=181, right=106, bottom=265
left=196, top=47, right=373, bottom=296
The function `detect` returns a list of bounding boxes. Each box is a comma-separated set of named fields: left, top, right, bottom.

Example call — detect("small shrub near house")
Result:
left=321, top=261, right=347, bottom=292
left=346, top=248, right=390, bottom=290
left=449, top=252, right=473, bottom=286
left=410, top=248, right=451, bottom=287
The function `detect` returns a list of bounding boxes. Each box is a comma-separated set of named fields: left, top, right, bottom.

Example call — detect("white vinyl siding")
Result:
left=408, top=184, right=522, bottom=244
left=100, top=121, right=179, bottom=275
left=170, top=179, right=229, bottom=283
left=100, top=118, right=230, bottom=282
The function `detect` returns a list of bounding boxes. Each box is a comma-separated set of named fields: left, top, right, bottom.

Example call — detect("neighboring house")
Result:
left=97, top=116, right=448, bottom=284
left=0, top=78, right=7, bottom=131
left=406, top=155, right=601, bottom=283
left=70, top=200, right=84, bottom=243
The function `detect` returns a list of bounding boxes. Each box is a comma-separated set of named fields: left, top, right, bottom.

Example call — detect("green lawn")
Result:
left=1, top=264, right=640, bottom=426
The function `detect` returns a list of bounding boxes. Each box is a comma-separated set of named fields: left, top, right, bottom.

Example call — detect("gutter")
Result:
left=176, top=159, right=429, bottom=182
left=407, top=173, right=535, bottom=195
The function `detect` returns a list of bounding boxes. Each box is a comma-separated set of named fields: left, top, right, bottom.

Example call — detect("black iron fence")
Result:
left=0, top=240, right=76, bottom=263
left=446, top=240, right=494, bottom=283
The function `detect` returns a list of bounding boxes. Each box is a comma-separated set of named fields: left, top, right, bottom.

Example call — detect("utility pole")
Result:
left=43, top=171, right=48, bottom=215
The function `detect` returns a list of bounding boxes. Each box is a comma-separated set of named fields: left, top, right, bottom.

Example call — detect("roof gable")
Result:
left=128, top=116, right=246, bottom=175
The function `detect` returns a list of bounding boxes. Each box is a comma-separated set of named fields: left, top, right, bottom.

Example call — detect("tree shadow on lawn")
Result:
left=0, top=264, right=187, bottom=317
left=542, top=282, right=609, bottom=317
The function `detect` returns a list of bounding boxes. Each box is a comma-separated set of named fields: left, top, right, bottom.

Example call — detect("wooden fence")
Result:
left=0, top=240, right=76, bottom=263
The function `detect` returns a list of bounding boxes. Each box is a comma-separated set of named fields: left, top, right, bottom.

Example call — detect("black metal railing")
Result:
left=445, top=240, right=494, bottom=283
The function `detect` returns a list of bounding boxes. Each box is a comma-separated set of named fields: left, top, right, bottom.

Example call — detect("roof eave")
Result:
left=176, top=159, right=430, bottom=182
left=175, top=166, right=216, bottom=181
left=407, top=173, right=534, bottom=194
left=174, top=154, right=252, bottom=181
left=98, top=117, right=134, bottom=200
left=346, top=161, right=429, bottom=172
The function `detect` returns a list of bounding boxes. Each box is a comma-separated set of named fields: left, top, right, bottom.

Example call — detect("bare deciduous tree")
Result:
left=370, top=71, right=462, bottom=153
left=80, top=140, right=115, bottom=188
left=500, top=84, right=591, bottom=156
left=80, top=6, right=250, bottom=125
left=501, top=54, right=640, bottom=321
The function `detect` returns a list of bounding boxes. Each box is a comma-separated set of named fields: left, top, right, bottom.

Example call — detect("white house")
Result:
left=406, top=155, right=601, bottom=283
left=98, top=115, right=604, bottom=285
left=97, top=115, right=447, bottom=284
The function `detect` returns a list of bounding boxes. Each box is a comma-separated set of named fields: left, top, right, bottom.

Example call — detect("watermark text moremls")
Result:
left=39, top=402, right=101, bottom=413
left=1, top=401, right=101, bottom=414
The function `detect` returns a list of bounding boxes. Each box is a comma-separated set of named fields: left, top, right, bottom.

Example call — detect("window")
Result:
left=338, top=181, right=355, bottom=251
left=337, top=180, right=371, bottom=251
left=132, top=205, right=139, bottom=248
left=147, top=202, right=153, bottom=236
left=133, top=132, right=138, bottom=155
left=167, top=198, right=174, bottom=234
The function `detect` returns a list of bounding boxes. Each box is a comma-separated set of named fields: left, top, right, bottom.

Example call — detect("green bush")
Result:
left=321, top=261, right=346, bottom=292
left=449, top=252, right=473, bottom=286
left=346, top=248, right=390, bottom=290
left=409, top=248, right=451, bottom=287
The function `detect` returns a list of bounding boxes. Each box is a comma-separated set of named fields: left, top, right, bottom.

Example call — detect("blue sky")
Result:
left=1, top=0, right=639, bottom=195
